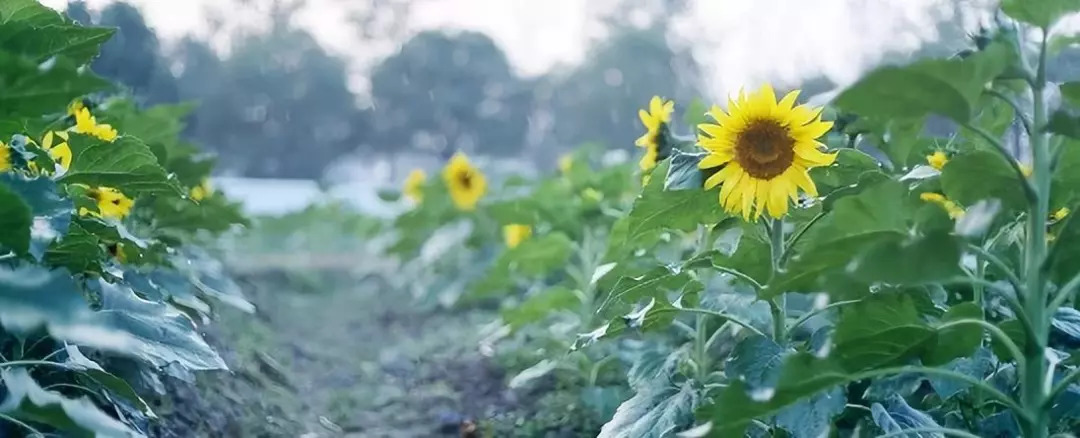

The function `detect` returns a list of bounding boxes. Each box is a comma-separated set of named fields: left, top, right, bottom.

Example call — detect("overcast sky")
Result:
left=41, top=0, right=989, bottom=100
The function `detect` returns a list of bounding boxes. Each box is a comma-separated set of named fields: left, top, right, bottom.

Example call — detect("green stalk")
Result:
left=1020, top=28, right=1051, bottom=438
left=769, top=219, right=786, bottom=341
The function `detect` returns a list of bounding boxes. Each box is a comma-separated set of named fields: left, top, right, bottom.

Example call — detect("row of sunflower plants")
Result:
left=0, top=1, right=249, bottom=436
left=382, top=1, right=1080, bottom=436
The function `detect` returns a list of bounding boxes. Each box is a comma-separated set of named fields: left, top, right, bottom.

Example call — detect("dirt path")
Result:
left=149, top=268, right=520, bottom=438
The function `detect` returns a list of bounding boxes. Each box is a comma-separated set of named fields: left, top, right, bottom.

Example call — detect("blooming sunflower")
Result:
left=926, top=150, right=948, bottom=170
left=637, top=96, right=675, bottom=172
left=41, top=131, right=72, bottom=171
left=403, top=169, right=426, bottom=203
left=80, top=186, right=134, bottom=220
left=190, top=178, right=213, bottom=201
left=0, top=141, right=10, bottom=173
left=73, top=107, right=118, bottom=142
left=442, top=152, right=486, bottom=211
left=697, top=84, right=836, bottom=220
left=503, top=224, right=532, bottom=249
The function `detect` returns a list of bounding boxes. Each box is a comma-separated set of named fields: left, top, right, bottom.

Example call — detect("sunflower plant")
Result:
left=0, top=2, right=248, bottom=436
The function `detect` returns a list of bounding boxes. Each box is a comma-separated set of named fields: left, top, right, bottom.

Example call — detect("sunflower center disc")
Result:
left=736, top=119, right=796, bottom=180
left=458, top=171, right=473, bottom=190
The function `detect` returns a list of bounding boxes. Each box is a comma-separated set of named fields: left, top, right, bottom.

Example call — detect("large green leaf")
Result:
left=940, top=150, right=1027, bottom=211
left=62, top=345, right=154, bottom=418
left=44, top=221, right=104, bottom=274
left=597, top=265, right=695, bottom=315
left=622, top=159, right=726, bottom=248
left=1, top=173, right=73, bottom=259
left=832, top=43, right=1010, bottom=123
left=0, top=368, right=142, bottom=438
left=1001, top=0, right=1080, bottom=28
left=60, top=134, right=180, bottom=195
left=870, top=394, right=942, bottom=437
left=923, top=302, right=984, bottom=366
left=0, top=179, right=32, bottom=255
left=834, top=293, right=934, bottom=371
left=0, top=51, right=111, bottom=119
left=808, top=148, right=881, bottom=195
left=501, top=286, right=578, bottom=330
left=775, top=389, right=846, bottom=438
left=599, top=384, right=697, bottom=438
left=0, top=20, right=115, bottom=65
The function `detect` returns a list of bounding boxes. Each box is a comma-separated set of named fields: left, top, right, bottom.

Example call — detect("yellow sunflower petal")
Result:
left=790, top=168, right=818, bottom=197
left=699, top=151, right=734, bottom=169
left=794, top=144, right=837, bottom=167
left=776, top=90, right=800, bottom=113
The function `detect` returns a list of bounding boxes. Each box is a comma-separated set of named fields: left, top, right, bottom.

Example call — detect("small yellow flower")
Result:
left=1020, top=163, right=1033, bottom=178
left=697, top=84, right=836, bottom=220
left=442, top=152, right=486, bottom=211
left=920, top=192, right=964, bottom=219
left=503, top=224, right=532, bottom=249
left=403, top=169, right=426, bottom=203
left=558, top=154, right=574, bottom=174
left=926, top=151, right=948, bottom=170
left=190, top=178, right=213, bottom=201
left=73, top=107, right=118, bottom=142
left=79, top=186, right=134, bottom=220
left=636, top=96, right=674, bottom=149
left=1053, top=207, right=1070, bottom=222
left=41, top=131, right=72, bottom=171
left=67, top=99, right=85, bottom=117
left=0, top=141, right=10, bottom=173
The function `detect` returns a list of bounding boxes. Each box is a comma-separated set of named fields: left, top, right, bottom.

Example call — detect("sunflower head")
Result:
left=403, top=169, right=426, bottom=203
left=503, top=224, right=532, bottom=249
left=920, top=192, right=964, bottom=219
left=0, top=141, right=10, bottom=173
left=190, top=178, right=213, bottom=201
left=74, top=108, right=118, bottom=142
left=41, top=131, right=72, bottom=172
left=81, top=186, right=134, bottom=220
left=636, top=96, right=676, bottom=172
left=442, top=152, right=486, bottom=211
left=926, top=150, right=948, bottom=170
left=697, top=84, right=836, bottom=220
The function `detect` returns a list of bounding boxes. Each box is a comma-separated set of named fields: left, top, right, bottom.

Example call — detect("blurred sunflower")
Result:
left=503, top=224, right=532, bottom=249
left=442, top=152, right=486, bottom=211
left=636, top=96, right=675, bottom=172
left=926, top=150, right=948, bottom=170
left=190, top=178, right=213, bottom=201
left=697, top=84, right=836, bottom=220
left=73, top=107, right=118, bottom=142
left=558, top=154, right=574, bottom=174
left=41, top=131, right=72, bottom=171
left=0, top=141, right=10, bottom=173
left=403, top=169, right=426, bottom=203
left=920, top=192, right=964, bottom=219
left=80, top=186, right=134, bottom=220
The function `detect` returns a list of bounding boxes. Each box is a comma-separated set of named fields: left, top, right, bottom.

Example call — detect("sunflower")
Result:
left=697, top=84, right=836, bottom=220
left=403, top=169, right=426, bottom=203
left=920, top=192, right=964, bottom=219
left=926, top=150, right=948, bottom=170
left=636, top=96, right=675, bottom=172
left=73, top=107, right=118, bottom=142
left=190, top=178, right=213, bottom=201
left=503, top=224, right=532, bottom=249
left=442, top=152, right=486, bottom=211
left=41, top=131, right=72, bottom=171
left=80, top=186, right=134, bottom=220
left=0, top=141, right=10, bottom=173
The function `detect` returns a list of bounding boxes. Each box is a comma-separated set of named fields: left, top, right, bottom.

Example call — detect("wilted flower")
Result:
left=697, top=84, right=836, bottom=220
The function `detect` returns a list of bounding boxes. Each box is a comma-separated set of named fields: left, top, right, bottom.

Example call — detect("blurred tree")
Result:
left=369, top=30, right=532, bottom=159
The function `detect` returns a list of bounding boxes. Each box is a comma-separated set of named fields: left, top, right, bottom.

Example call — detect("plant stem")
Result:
left=769, top=219, right=786, bottom=341
left=694, top=313, right=708, bottom=382
left=1020, top=27, right=1052, bottom=438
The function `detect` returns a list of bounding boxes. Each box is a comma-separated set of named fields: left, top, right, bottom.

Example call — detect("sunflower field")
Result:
left=0, top=1, right=249, bottom=436
left=381, top=1, right=1080, bottom=437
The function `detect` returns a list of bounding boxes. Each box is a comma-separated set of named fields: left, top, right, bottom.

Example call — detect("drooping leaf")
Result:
left=0, top=368, right=142, bottom=438
left=1051, top=307, right=1080, bottom=343
left=726, top=335, right=787, bottom=391
left=599, top=382, right=698, bottom=438
left=0, top=179, right=32, bottom=255
left=664, top=150, right=708, bottom=191
left=928, top=347, right=996, bottom=401
left=775, top=389, right=845, bottom=438
left=62, top=345, right=155, bottom=417
left=832, top=43, right=1010, bottom=123
left=1, top=173, right=72, bottom=259
left=870, top=394, right=943, bottom=438
left=1001, top=0, right=1080, bottom=28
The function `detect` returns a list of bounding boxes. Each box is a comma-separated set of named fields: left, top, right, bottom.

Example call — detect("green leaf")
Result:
left=0, top=0, right=65, bottom=26
left=991, top=319, right=1027, bottom=361
left=60, top=134, right=180, bottom=195
left=928, top=348, right=996, bottom=400
left=0, top=21, right=115, bottom=65
left=663, top=150, right=708, bottom=191
left=809, top=148, right=881, bottom=195
left=941, top=150, right=1027, bottom=211
left=44, top=221, right=103, bottom=274
left=711, top=223, right=772, bottom=287
left=924, top=302, right=984, bottom=366
left=834, top=293, right=934, bottom=371
left=775, top=389, right=846, bottom=438
left=1061, top=82, right=1080, bottom=108
left=598, top=382, right=697, bottom=438
left=849, top=230, right=963, bottom=285
left=870, top=394, right=942, bottom=437
left=0, top=179, right=32, bottom=255
left=1, top=173, right=73, bottom=259
left=1001, top=0, right=1080, bottom=28
left=0, top=51, right=111, bottom=119
left=833, top=43, right=1010, bottom=123
left=501, top=286, right=578, bottom=330
left=597, top=266, right=695, bottom=315
left=62, top=345, right=155, bottom=417
left=623, top=159, right=726, bottom=248
left=727, top=335, right=787, bottom=390
left=0, top=368, right=142, bottom=438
